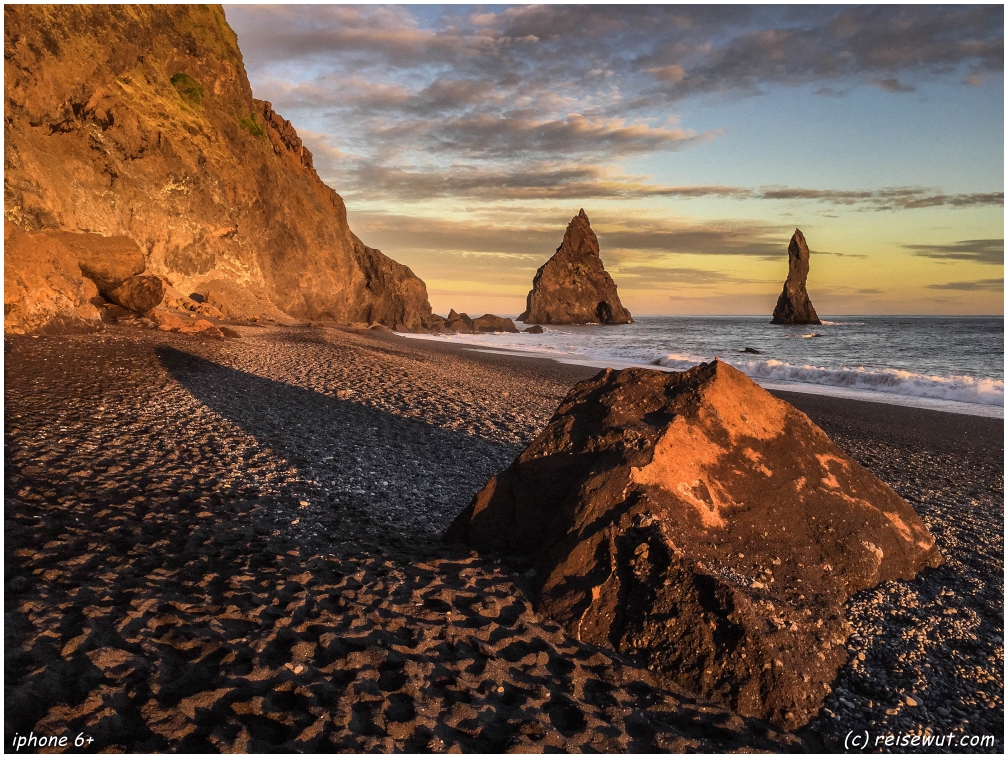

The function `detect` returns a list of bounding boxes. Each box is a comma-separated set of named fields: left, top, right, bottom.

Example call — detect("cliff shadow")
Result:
left=154, top=345, right=518, bottom=557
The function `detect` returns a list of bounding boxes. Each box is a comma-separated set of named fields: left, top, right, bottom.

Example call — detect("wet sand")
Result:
left=4, top=324, right=1002, bottom=752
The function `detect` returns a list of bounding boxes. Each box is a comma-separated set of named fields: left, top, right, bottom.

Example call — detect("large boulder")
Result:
left=106, top=274, right=166, bottom=313
left=4, top=230, right=104, bottom=333
left=4, top=4, right=433, bottom=330
left=519, top=210, right=632, bottom=325
left=771, top=229, right=821, bottom=325
left=45, top=231, right=146, bottom=294
left=446, top=361, right=942, bottom=729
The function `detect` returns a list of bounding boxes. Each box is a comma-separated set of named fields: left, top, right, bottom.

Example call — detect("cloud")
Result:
left=227, top=5, right=1004, bottom=139
left=324, top=155, right=1005, bottom=212
left=600, top=220, right=790, bottom=259
left=347, top=212, right=558, bottom=255
left=758, top=187, right=1004, bottom=211
left=870, top=78, right=916, bottom=93
left=904, top=239, right=1004, bottom=265
left=925, top=278, right=1004, bottom=291
left=612, top=265, right=763, bottom=287
left=347, top=211, right=797, bottom=262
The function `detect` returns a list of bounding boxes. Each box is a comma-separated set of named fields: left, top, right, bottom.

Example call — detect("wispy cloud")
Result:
left=926, top=278, right=1004, bottom=291
left=905, top=239, right=1004, bottom=265
left=321, top=152, right=1006, bottom=211
left=870, top=77, right=916, bottom=93
left=349, top=211, right=796, bottom=261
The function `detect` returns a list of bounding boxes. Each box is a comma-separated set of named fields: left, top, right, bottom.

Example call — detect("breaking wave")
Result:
left=656, top=354, right=1004, bottom=408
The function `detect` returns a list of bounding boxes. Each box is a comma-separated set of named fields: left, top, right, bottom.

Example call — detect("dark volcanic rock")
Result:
left=519, top=210, right=632, bottom=325
left=4, top=4, right=433, bottom=330
left=444, top=310, right=474, bottom=333
left=771, top=229, right=821, bottom=325
left=446, top=361, right=942, bottom=729
left=106, top=275, right=167, bottom=314
left=524, top=325, right=545, bottom=334
left=470, top=314, right=519, bottom=333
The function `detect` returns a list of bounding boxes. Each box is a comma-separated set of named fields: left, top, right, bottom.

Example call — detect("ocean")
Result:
left=405, top=316, right=1005, bottom=419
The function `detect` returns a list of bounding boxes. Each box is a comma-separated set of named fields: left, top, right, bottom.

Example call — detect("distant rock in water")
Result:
left=470, top=314, right=519, bottom=333
left=426, top=310, right=518, bottom=334
left=519, top=210, right=632, bottom=325
left=4, top=5, right=433, bottom=332
left=771, top=229, right=821, bottom=325
left=446, top=361, right=942, bottom=729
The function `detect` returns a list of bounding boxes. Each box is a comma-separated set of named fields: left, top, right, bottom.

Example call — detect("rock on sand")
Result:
left=446, top=360, right=943, bottom=729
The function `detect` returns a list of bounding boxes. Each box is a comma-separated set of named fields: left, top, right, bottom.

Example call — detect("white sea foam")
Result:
left=403, top=316, right=1004, bottom=418
left=657, top=355, right=1004, bottom=409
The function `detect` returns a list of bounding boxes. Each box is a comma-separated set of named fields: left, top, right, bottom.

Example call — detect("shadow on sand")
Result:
left=154, top=345, right=519, bottom=555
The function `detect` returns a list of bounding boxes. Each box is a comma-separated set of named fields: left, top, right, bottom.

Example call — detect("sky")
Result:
left=224, top=4, right=1004, bottom=316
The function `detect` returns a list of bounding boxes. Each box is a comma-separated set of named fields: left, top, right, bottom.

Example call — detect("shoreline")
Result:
left=399, top=330, right=1006, bottom=424
left=399, top=324, right=1004, bottom=420
left=5, top=324, right=1002, bottom=751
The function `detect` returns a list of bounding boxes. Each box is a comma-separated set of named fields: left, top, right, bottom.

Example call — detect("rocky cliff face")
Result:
left=519, top=210, right=632, bottom=325
left=4, top=4, right=433, bottom=331
left=771, top=229, right=821, bottom=325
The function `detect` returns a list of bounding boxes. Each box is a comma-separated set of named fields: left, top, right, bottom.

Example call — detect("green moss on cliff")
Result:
left=171, top=72, right=204, bottom=106
left=238, top=113, right=265, bottom=138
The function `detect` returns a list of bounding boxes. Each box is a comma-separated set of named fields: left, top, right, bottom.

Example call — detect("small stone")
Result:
left=904, top=695, right=918, bottom=707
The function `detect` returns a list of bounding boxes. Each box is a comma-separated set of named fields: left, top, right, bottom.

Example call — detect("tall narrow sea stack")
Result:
left=519, top=210, right=632, bottom=325
left=771, top=229, right=821, bottom=325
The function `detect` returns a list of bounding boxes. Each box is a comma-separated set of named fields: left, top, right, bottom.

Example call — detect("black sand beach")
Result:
left=4, top=325, right=1003, bottom=752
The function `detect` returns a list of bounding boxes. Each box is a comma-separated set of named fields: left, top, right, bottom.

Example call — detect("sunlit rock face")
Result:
left=519, top=209, right=632, bottom=325
left=4, top=4, right=433, bottom=331
left=772, top=228, right=821, bottom=325
left=447, top=361, right=942, bottom=729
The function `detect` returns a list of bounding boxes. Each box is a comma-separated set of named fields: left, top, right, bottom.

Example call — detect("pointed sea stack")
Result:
left=519, top=210, right=632, bottom=325
left=771, top=229, right=821, bottom=325
left=446, top=362, right=942, bottom=729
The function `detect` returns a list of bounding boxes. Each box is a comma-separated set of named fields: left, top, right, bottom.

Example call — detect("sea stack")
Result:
left=446, top=361, right=942, bottom=729
left=519, top=210, right=632, bottom=325
left=771, top=229, right=821, bottom=325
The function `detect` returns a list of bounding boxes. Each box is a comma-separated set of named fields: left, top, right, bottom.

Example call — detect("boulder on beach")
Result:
left=771, top=229, right=821, bottom=325
left=519, top=210, right=632, bottom=325
left=51, top=231, right=147, bottom=294
left=3, top=230, right=104, bottom=334
left=106, top=274, right=167, bottom=314
left=152, top=309, right=225, bottom=339
left=471, top=314, right=519, bottom=333
left=446, top=361, right=942, bottom=729
left=524, top=325, right=545, bottom=334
